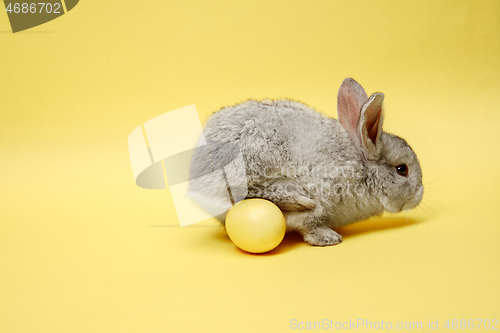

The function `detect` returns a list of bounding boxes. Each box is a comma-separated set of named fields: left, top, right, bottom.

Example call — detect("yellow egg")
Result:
left=225, top=199, right=286, bottom=253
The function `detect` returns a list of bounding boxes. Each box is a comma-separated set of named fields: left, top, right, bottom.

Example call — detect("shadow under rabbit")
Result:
left=338, top=215, right=424, bottom=239
left=151, top=215, right=425, bottom=254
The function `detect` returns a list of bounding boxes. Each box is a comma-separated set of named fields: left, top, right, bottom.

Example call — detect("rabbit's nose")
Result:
left=401, top=185, right=424, bottom=211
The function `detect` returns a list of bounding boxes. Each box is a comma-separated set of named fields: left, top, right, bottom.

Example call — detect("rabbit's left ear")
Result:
left=337, top=78, right=368, bottom=147
left=358, top=93, right=384, bottom=160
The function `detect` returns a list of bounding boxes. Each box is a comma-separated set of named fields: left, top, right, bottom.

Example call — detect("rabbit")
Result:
left=188, top=78, right=423, bottom=246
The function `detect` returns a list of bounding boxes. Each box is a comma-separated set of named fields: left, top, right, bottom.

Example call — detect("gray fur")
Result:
left=188, top=78, right=423, bottom=246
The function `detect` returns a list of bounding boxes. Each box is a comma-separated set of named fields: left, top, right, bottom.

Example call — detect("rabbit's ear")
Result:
left=337, top=78, right=368, bottom=146
left=358, top=93, right=384, bottom=160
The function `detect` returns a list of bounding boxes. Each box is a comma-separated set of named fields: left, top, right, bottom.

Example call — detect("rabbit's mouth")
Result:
left=401, top=185, right=424, bottom=212
left=381, top=184, right=424, bottom=213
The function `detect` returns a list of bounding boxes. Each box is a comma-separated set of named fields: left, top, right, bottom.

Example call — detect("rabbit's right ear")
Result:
left=358, top=93, right=384, bottom=160
left=337, top=78, right=368, bottom=147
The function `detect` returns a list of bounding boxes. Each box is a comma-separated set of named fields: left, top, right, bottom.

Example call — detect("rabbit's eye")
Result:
left=396, top=164, right=408, bottom=177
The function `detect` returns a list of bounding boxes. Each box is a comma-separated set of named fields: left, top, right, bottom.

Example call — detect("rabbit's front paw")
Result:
left=303, top=227, right=343, bottom=246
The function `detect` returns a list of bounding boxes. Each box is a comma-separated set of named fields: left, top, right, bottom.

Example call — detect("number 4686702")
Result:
left=443, top=319, right=498, bottom=329
left=5, top=3, right=62, bottom=14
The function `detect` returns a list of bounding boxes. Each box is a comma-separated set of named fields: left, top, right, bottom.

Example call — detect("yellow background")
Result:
left=1, top=0, right=499, bottom=332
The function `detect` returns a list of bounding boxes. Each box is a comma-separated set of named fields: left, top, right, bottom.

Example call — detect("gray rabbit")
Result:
left=188, top=78, right=423, bottom=246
